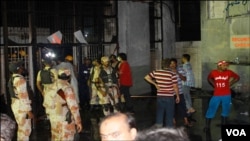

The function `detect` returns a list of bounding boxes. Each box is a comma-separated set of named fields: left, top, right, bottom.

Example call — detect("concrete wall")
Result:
left=118, top=1, right=176, bottom=95
left=200, top=1, right=250, bottom=94
left=162, top=1, right=176, bottom=59
left=118, top=1, right=151, bottom=95
left=116, top=1, right=249, bottom=95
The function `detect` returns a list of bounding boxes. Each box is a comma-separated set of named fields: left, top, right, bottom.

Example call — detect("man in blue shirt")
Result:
left=181, top=54, right=196, bottom=114
left=79, top=57, right=92, bottom=109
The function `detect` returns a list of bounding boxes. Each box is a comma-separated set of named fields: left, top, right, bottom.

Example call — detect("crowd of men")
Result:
left=2, top=52, right=136, bottom=140
left=77, top=53, right=134, bottom=115
left=36, top=53, right=134, bottom=140
left=2, top=52, right=240, bottom=141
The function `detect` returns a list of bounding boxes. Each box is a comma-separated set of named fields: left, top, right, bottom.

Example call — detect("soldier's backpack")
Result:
left=8, top=75, right=34, bottom=99
left=7, top=76, right=19, bottom=99
left=40, top=68, right=54, bottom=84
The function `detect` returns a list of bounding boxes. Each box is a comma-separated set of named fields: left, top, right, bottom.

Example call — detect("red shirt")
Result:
left=119, top=61, right=133, bottom=86
left=207, top=69, right=239, bottom=96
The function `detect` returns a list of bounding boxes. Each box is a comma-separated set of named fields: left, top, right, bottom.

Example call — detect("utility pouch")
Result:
left=74, top=131, right=80, bottom=141
left=65, top=110, right=72, bottom=123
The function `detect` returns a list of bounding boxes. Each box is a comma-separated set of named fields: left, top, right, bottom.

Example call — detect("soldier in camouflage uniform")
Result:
left=89, top=58, right=102, bottom=110
left=48, top=68, right=82, bottom=140
left=36, top=59, right=58, bottom=116
left=98, top=56, right=121, bottom=116
left=8, top=61, right=34, bottom=141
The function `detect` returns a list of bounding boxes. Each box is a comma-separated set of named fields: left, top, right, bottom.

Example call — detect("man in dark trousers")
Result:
left=79, top=57, right=92, bottom=109
left=117, top=53, right=134, bottom=113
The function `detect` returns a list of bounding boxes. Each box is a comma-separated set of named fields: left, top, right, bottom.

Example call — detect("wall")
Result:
left=118, top=1, right=151, bottom=95
left=118, top=1, right=176, bottom=95
left=162, top=1, right=176, bottom=59
left=200, top=1, right=250, bottom=94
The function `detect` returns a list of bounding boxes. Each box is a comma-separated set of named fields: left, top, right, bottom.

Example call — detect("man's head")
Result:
left=58, top=68, right=71, bottom=80
left=217, top=60, right=228, bottom=71
left=99, top=112, right=137, bottom=141
left=9, top=61, right=24, bottom=74
left=42, top=58, right=52, bottom=67
left=65, top=55, right=73, bottom=62
left=101, top=56, right=110, bottom=67
left=162, top=58, right=171, bottom=69
left=109, top=54, right=117, bottom=63
left=170, top=58, right=178, bottom=70
left=117, top=53, right=127, bottom=61
left=182, top=54, right=190, bottom=63
left=135, top=127, right=190, bottom=141
left=92, top=58, right=101, bottom=66
left=83, top=57, right=91, bottom=66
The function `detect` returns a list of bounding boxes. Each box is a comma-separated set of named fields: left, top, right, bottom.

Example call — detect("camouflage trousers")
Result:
left=11, top=99, right=32, bottom=141
left=49, top=115, right=77, bottom=141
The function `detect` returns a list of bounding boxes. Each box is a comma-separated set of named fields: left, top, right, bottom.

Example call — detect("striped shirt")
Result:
left=149, top=69, right=178, bottom=97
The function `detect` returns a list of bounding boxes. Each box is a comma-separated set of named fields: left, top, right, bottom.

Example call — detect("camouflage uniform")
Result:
left=11, top=74, right=32, bottom=141
left=89, top=65, right=102, bottom=106
left=36, top=66, right=58, bottom=116
left=56, top=61, right=80, bottom=104
left=99, top=66, right=120, bottom=115
left=48, top=79, right=82, bottom=141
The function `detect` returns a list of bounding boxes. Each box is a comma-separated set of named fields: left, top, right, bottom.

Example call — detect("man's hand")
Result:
left=154, top=84, right=160, bottom=90
left=175, top=96, right=180, bottom=104
left=27, top=111, right=34, bottom=119
left=76, top=123, right=83, bottom=133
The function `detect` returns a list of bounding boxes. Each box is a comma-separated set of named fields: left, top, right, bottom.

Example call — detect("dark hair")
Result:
left=117, top=53, right=127, bottom=61
left=99, top=112, right=137, bottom=129
left=162, top=58, right=171, bottom=68
left=170, top=58, right=177, bottom=64
left=135, top=127, right=190, bottom=141
left=93, top=58, right=101, bottom=64
left=182, top=54, right=191, bottom=61
left=126, top=112, right=137, bottom=129
left=109, top=54, right=117, bottom=59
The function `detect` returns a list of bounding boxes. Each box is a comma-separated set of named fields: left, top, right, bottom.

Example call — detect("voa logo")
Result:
left=226, top=129, right=246, bottom=136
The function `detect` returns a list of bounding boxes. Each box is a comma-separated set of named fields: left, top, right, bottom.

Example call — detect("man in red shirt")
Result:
left=117, top=53, right=134, bottom=113
left=204, top=60, right=240, bottom=138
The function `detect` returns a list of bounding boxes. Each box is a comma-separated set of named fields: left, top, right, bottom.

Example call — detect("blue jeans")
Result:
left=156, top=96, right=175, bottom=128
left=183, top=85, right=192, bottom=109
left=205, top=95, right=231, bottom=118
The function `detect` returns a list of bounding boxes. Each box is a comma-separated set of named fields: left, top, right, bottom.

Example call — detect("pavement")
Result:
left=9, top=90, right=250, bottom=141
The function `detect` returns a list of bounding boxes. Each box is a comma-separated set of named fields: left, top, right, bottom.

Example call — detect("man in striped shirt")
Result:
left=144, top=58, right=180, bottom=128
